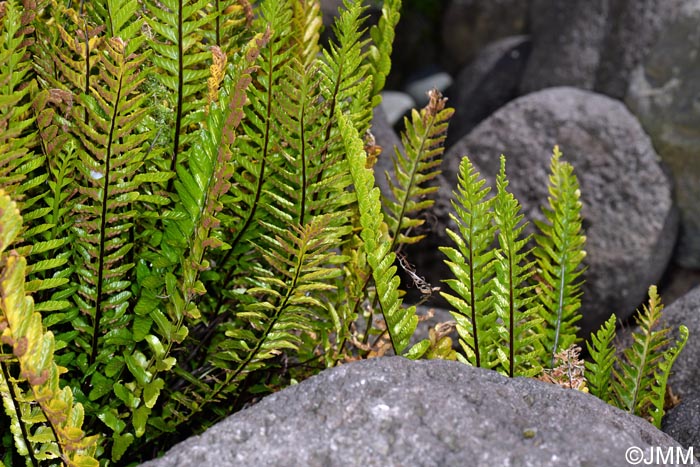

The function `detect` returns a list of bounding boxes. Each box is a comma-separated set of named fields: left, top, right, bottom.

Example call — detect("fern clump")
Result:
left=440, top=149, right=689, bottom=427
left=586, top=286, right=689, bottom=428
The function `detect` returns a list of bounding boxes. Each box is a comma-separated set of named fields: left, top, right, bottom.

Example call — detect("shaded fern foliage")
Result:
left=0, top=0, right=461, bottom=464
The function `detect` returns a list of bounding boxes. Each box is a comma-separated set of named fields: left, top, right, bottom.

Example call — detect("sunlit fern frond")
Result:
left=492, top=156, right=545, bottom=377
left=339, top=111, right=422, bottom=357
left=384, top=89, right=453, bottom=250
left=367, top=0, right=400, bottom=106
left=439, top=155, right=499, bottom=370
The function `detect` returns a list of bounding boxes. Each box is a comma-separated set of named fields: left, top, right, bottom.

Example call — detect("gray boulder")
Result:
left=663, top=392, right=700, bottom=454
left=440, top=0, right=529, bottom=74
left=446, top=35, right=531, bottom=148
left=139, top=357, right=697, bottom=467
left=594, top=0, right=675, bottom=99
left=659, top=284, right=700, bottom=398
left=422, top=87, right=677, bottom=336
left=626, top=1, right=700, bottom=268
left=520, top=0, right=609, bottom=94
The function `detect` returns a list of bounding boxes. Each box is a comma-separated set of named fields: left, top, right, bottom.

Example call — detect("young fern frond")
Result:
left=612, top=286, right=689, bottom=427
left=0, top=190, right=99, bottom=467
left=648, top=324, right=688, bottom=428
left=493, top=156, right=544, bottom=377
left=339, top=111, right=422, bottom=357
left=439, top=156, right=498, bottom=369
left=384, top=89, right=453, bottom=250
left=585, top=313, right=617, bottom=403
left=533, top=146, right=587, bottom=367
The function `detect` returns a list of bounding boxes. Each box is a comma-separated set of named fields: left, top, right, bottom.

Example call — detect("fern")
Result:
left=339, top=111, right=421, bottom=357
left=384, top=89, right=453, bottom=250
left=367, top=0, right=400, bottom=107
left=612, top=286, right=689, bottom=427
left=439, top=156, right=498, bottom=369
left=648, top=324, right=688, bottom=428
left=146, top=0, right=215, bottom=175
left=585, top=313, right=617, bottom=403
left=492, top=156, right=544, bottom=377
left=533, top=146, right=586, bottom=367
left=143, top=31, right=270, bottom=434
left=0, top=189, right=99, bottom=467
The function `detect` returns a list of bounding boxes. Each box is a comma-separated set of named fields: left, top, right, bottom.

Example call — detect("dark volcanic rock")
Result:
left=446, top=35, right=532, bottom=148
left=658, top=285, right=700, bottom=399
left=626, top=1, right=700, bottom=268
left=594, top=0, right=672, bottom=99
left=440, top=0, right=529, bottom=74
left=520, top=0, right=609, bottom=94
left=425, top=87, right=677, bottom=336
left=663, top=392, right=700, bottom=454
left=139, top=357, right=695, bottom=467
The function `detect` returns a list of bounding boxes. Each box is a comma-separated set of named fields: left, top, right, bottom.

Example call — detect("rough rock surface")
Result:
left=663, top=392, right=700, bottom=454
left=139, top=357, right=695, bottom=467
left=626, top=1, right=700, bottom=268
left=446, top=35, right=531, bottom=147
left=520, top=0, right=609, bottom=94
left=658, top=285, right=700, bottom=398
left=422, top=87, right=677, bottom=336
left=440, top=0, right=529, bottom=73
left=594, top=0, right=672, bottom=99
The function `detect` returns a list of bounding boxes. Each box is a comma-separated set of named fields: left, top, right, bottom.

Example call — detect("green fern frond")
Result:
left=493, top=155, right=544, bottom=377
left=70, top=36, right=150, bottom=368
left=0, top=190, right=99, bottom=467
left=339, top=111, right=418, bottom=356
left=648, top=324, right=688, bottom=428
left=146, top=0, right=215, bottom=174
left=533, top=146, right=587, bottom=367
left=612, top=286, right=688, bottom=427
left=439, top=155, right=499, bottom=369
left=585, top=313, right=617, bottom=402
left=367, top=0, right=400, bottom=107
left=141, top=32, right=268, bottom=435
left=318, top=0, right=373, bottom=135
left=0, top=0, right=39, bottom=200
left=384, top=89, right=453, bottom=249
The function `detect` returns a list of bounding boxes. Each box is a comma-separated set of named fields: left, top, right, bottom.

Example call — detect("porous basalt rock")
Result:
left=139, top=357, right=697, bottom=467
